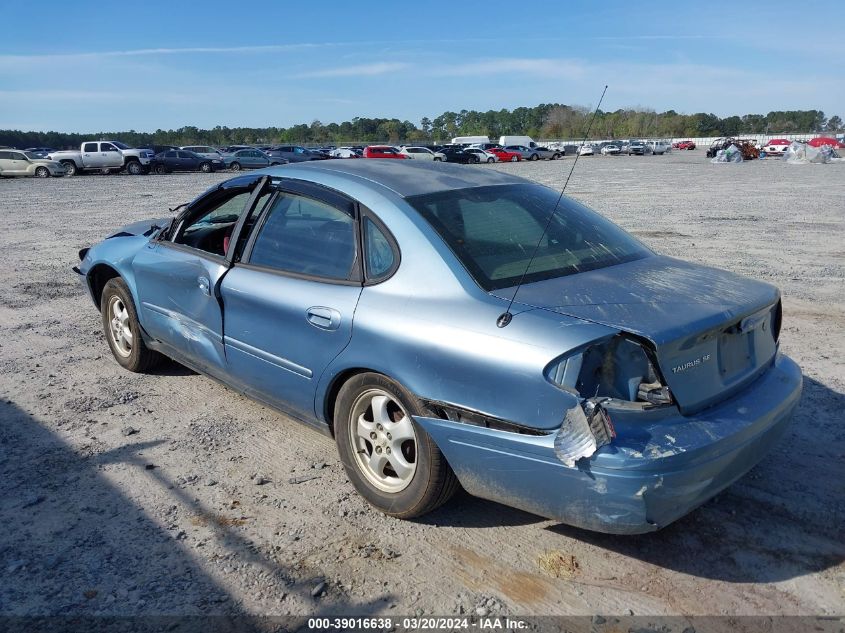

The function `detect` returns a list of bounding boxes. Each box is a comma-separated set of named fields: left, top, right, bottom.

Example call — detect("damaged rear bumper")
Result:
left=415, top=353, right=802, bottom=534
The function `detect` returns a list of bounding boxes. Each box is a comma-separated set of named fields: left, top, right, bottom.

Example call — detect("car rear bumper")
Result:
left=415, top=353, right=801, bottom=534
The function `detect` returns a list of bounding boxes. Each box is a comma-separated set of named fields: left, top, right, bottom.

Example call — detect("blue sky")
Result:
left=1, top=0, right=842, bottom=132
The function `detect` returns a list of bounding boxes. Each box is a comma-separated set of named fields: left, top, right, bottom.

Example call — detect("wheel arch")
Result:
left=321, top=366, right=387, bottom=436
left=87, top=263, right=122, bottom=310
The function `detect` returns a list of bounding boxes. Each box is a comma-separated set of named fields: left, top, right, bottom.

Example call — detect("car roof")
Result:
left=260, top=158, right=531, bottom=198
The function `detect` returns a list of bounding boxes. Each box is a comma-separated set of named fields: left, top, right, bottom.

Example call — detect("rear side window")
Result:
left=248, top=193, right=357, bottom=280
left=364, top=218, right=396, bottom=280
left=83, top=143, right=98, bottom=152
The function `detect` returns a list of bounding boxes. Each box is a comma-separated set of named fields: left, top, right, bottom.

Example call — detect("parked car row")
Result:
left=575, top=140, right=672, bottom=156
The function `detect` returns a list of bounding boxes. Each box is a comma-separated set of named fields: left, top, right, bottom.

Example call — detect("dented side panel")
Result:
left=416, top=354, right=801, bottom=534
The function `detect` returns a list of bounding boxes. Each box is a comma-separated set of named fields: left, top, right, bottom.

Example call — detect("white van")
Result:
left=451, top=136, right=490, bottom=145
left=499, top=135, right=538, bottom=149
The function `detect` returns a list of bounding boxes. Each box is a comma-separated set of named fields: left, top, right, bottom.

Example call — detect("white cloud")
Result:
left=427, top=58, right=588, bottom=79
left=291, top=62, right=410, bottom=78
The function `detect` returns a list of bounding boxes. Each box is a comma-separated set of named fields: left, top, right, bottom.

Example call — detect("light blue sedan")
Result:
left=74, top=161, right=801, bottom=533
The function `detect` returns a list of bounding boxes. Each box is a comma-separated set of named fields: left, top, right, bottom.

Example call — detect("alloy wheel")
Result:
left=349, top=389, right=417, bottom=493
left=107, top=296, right=133, bottom=358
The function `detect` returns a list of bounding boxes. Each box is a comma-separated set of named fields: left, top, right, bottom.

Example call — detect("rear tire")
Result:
left=100, top=278, right=162, bottom=373
left=335, top=372, right=459, bottom=518
left=34, top=166, right=50, bottom=178
left=470, top=156, right=480, bottom=164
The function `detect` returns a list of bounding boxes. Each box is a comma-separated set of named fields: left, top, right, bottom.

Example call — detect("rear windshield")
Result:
left=407, top=184, right=652, bottom=291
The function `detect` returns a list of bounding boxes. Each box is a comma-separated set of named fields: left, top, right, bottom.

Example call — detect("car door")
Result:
left=177, top=151, right=196, bottom=171
left=1, top=151, right=26, bottom=175
left=219, top=181, right=364, bottom=420
left=131, top=175, right=270, bottom=377
left=80, top=142, right=100, bottom=168
left=99, top=142, right=124, bottom=168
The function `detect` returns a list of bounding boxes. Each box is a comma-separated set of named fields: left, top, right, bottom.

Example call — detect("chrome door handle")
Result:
left=306, top=307, right=341, bottom=331
left=197, top=276, right=210, bottom=296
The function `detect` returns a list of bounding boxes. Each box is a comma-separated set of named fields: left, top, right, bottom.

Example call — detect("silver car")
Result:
left=0, top=150, right=66, bottom=177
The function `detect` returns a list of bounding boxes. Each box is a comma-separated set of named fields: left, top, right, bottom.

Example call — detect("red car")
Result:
left=363, top=145, right=408, bottom=159
left=486, top=147, right=522, bottom=162
left=672, top=140, right=696, bottom=150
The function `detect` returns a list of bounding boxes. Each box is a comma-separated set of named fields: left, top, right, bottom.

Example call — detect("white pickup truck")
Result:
left=48, top=141, right=154, bottom=176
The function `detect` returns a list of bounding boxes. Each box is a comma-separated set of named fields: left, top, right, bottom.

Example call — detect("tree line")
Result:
left=1, top=105, right=841, bottom=149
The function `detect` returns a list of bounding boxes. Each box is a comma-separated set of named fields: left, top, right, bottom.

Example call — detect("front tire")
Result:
left=154, top=164, right=167, bottom=175
left=101, top=278, right=162, bottom=373
left=62, top=161, right=77, bottom=176
left=510, top=156, right=518, bottom=162
left=229, top=162, right=241, bottom=171
left=199, top=162, right=212, bottom=173
left=530, top=153, right=539, bottom=161
left=335, top=373, right=459, bottom=518
left=486, top=157, right=494, bottom=163
left=126, top=160, right=143, bottom=175
left=34, top=166, right=50, bottom=178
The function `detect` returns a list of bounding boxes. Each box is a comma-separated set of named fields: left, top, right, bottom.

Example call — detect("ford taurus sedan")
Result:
left=74, top=161, right=801, bottom=533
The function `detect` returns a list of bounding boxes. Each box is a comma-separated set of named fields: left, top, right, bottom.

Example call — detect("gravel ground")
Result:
left=0, top=150, right=843, bottom=619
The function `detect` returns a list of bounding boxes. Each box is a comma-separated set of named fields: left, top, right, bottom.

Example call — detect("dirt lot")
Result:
left=0, top=150, right=843, bottom=619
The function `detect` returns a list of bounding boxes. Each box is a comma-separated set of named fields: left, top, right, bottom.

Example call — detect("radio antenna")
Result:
left=496, top=85, right=608, bottom=328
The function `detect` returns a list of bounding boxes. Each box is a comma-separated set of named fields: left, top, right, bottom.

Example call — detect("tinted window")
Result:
left=364, top=218, right=395, bottom=280
left=408, top=184, right=652, bottom=291
left=178, top=151, right=193, bottom=159
left=100, top=143, right=118, bottom=152
left=249, top=193, right=356, bottom=280
left=164, top=151, right=177, bottom=158
left=83, top=143, right=98, bottom=152
left=10, top=152, right=25, bottom=160
left=0, top=151, right=10, bottom=159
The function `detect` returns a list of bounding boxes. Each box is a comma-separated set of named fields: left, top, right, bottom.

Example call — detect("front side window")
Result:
left=174, top=191, right=252, bottom=256
left=100, top=143, right=118, bottom=152
left=248, top=193, right=357, bottom=280
left=408, top=184, right=652, bottom=291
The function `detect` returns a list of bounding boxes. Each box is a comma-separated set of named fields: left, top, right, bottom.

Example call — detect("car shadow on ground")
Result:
left=417, top=489, right=545, bottom=529
left=0, top=399, right=386, bottom=619
left=545, top=375, right=845, bottom=583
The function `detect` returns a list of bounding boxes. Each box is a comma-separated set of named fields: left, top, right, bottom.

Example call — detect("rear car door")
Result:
left=219, top=181, right=363, bottom=420
left=131, top=175, right=271, bottom=377
left=81, top=142, right=100, bottom=168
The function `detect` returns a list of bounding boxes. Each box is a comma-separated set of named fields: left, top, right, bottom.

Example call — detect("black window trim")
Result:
left=159, top=175, right=270, bottom=263
left=239, top=178, right=364, bottom=285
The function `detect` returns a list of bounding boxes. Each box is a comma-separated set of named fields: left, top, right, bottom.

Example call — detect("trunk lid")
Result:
left=495, top=255, right=780, bottom=415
